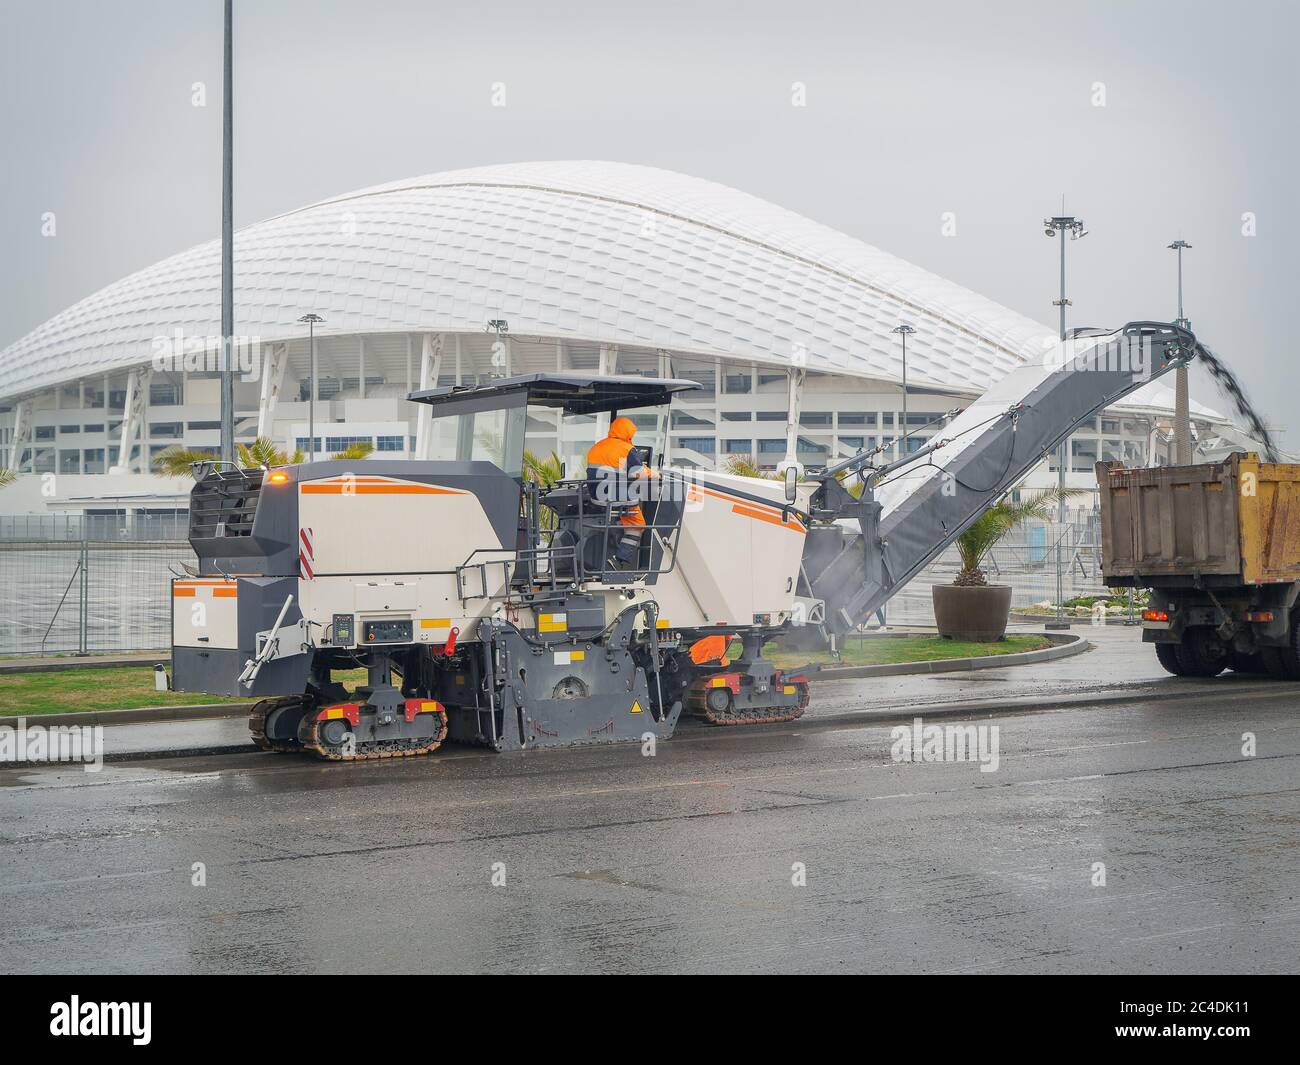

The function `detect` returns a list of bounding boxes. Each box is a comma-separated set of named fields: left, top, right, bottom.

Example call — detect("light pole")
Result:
left=298, top=314, right=323, bottom=460
left=1168, top=240, right=1193, bottom=465
left=1043, top=213, right=1088, bottom=629
left=892, top=323, right=916, bottom=456
left=219, top=0, right=235, bottom=465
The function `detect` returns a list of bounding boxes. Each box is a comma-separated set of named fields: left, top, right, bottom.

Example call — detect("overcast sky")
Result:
left=2, top=0, right=1296, bottom=437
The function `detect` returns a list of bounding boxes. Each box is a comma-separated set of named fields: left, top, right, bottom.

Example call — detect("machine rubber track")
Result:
left=685, top=678, right=810, bottom=726
left=300, top=707, right=449, bottom=762
left=248, top=697, right=306, bottom=753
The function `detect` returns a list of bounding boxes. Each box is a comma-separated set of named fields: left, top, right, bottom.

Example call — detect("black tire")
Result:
left=1260, top=647, right=1294, bottom=679
left=1229, top=651, right=1268, bottom=674
left=1154, top=641, right=1186, bottom=676
left=1174, top=627, right=1228, bottom=677
left=1260, top=613, right=1300, bottom=679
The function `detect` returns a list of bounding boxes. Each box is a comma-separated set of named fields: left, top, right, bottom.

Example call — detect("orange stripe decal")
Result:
left=301, top=477, right=467, bottom=496
left=692, top=484, right=807, bottom=533
left=699, top=486, right=798, bottom=520
left=731, top=503, right=806, bottom=534
left=174, top=580, right=238, bottom=596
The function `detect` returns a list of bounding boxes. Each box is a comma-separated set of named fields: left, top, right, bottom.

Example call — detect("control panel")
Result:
left=331, top=613, right=355, bottom=646
left=362, top=618, right=413, bottom=644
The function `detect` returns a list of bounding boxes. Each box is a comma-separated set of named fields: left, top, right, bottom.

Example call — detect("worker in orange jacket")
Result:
left=587, top=416, right=655, bottom=566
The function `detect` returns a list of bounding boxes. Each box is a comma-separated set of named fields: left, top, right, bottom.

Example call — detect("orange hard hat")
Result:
left=609, top=417, right=637, bottom=442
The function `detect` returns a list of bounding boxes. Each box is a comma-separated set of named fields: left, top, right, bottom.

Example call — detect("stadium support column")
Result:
left=413, top=333, right=442, bottom=459
left=256, top=342, right=288, bottom=439
left=781, top=367, right=805, bottom=473
left=113, top=368, right=151, bottom=474
left=596, top=345, right=617, bottom=438
left=6, top=398, right=34, bottom=474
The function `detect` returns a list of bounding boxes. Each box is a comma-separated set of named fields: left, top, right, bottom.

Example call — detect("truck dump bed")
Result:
left=1097, top=453, right=1300, bottom=587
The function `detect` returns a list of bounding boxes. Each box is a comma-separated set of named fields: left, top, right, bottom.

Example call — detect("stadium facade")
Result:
left=0, top=160, right=1235, bottom=523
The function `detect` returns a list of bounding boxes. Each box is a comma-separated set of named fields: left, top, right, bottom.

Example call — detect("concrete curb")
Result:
left=1011, top=613, right=1145, bottom=627
left=0, top=655, right=169, bottom=675
left=0, top=703, right=251, bottom=729
left=795, top=676, right=1291, bottom=730
left=807, top=631, right=1088, bottom=680
left=0, top=743, right=259, bottom=770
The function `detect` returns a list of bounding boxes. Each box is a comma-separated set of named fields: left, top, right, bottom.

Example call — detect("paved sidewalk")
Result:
left=806, top=620, right=1168, bottom=720
left=61, top=717, right=255, bottom=760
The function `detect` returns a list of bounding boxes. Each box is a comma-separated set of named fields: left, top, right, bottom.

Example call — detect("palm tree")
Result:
left=238, top=437, right=304, bottom=468
left=954, top=486, right=1087, bottom=586
left=152, top=445, right=222, bottom=478
left=523, top=450, right=564, bottom=531
left=723, top=454, right=777, bottom=480
left=330, top=440, right=374, bottom=462
left=153, top=435, right=371, bottom=477
left=522, top=449, right=563, bottom=487
left=0, top=468, right=15, bottom=489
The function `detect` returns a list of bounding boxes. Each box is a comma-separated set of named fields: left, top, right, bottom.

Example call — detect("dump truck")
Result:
left=1097, top=452, right=1300, bottom=678
left=170, top=320, right=1205, bottom=760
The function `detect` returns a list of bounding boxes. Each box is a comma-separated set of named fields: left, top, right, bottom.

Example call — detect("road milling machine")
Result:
left=172, top=321, right=1205, bottom=761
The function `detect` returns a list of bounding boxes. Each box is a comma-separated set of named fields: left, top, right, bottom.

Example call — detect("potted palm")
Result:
left=933, top=487, right=1083, bottom=641
left=153, top=436, right=373, bottom=477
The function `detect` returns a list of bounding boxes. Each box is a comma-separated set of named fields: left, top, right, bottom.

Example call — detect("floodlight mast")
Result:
left=1042, top=213, right=1087, bottom=629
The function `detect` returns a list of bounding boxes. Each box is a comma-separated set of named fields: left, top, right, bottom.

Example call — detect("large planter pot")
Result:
left=932, top=584, right=1013, bottom=641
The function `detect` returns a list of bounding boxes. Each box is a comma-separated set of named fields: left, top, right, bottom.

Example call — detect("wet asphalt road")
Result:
left=2, top=683, right=1298, bottom=974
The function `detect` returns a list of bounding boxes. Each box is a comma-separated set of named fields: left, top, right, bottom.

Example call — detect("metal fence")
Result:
left=885, top=519, right=1110, bottom=625
left=0, top=540, right=195, bottom=656
left=0, top=512, right=191, bottom=542
left=0, top=517, right=1107, bottom=655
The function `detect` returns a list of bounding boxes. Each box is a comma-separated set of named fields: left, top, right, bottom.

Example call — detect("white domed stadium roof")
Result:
left=1, top=160, right=1056, bottom=401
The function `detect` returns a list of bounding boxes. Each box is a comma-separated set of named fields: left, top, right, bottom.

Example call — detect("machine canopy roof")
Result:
left=407, top=373, right=702, bottom=416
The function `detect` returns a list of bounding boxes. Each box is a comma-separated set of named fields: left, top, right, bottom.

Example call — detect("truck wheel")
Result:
left=1258, top=608, right=1300, bottom=679
left=1175, top=627, right=1228, bottom=677
left=1230, top=651, right=1267, bottom=674
left=1154, top=642, right=1186, bottom=676
left=1261, top=640, right=1300, bottom=681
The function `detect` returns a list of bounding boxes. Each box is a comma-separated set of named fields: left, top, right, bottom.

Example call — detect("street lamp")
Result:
left=219, top=0, right=234, bottom=466
left=1168, top=240, right=1193, bottom=465
left=298, top=314, right=324, bottom=460
left=892, top=323, right=916, bottom=456
left=1043, top=213, right=1087, bottom=630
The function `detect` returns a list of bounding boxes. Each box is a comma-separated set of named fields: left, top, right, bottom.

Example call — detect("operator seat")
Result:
left=540, top=482, right=624, bottom=579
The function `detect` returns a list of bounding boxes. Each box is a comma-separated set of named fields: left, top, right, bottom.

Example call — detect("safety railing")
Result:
left=528, top=477, right=686, bottom=586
